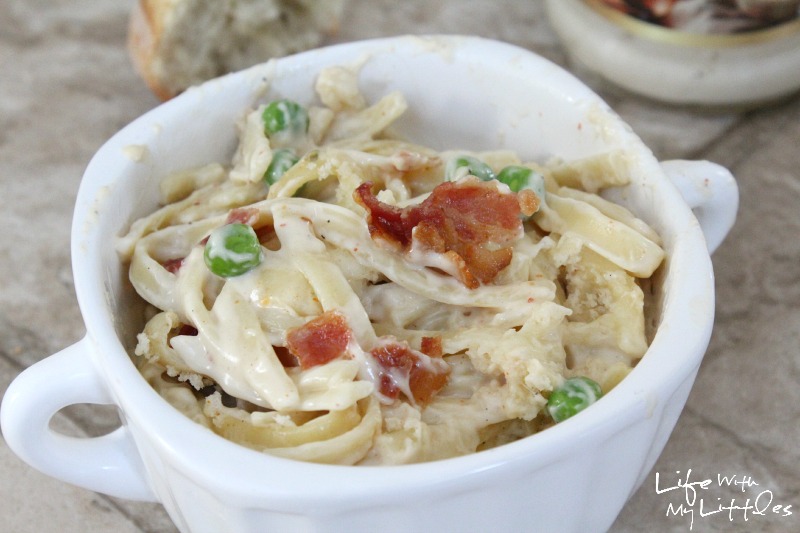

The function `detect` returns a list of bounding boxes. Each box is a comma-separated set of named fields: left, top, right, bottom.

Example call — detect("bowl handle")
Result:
left=1, top=337, right=157, bottom=501
left=660, top=160, right=739, bottom=254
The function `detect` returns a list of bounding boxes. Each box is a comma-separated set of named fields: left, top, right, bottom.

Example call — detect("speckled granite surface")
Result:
left=0, top=1, right=798, bottom=532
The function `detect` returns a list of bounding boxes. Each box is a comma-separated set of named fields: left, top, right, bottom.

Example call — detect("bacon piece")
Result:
left=273, top=346, right=300, bottom=368
left=286, top=311, right=351, bottom=369
left=254, top=224, right=276, bottom=245
left=371, top=340, right=449, bottom=405
left=420, top=336, right=443, bottom=358
left=390, top=150, right=439, bottom=172
left=226, top=207, right=276, bottom=246
left=226, top=207, right=260, bottom=226
left=168, top=323, right=197, bottom=349
left=176, top=324, right=198, bottom=337
left=354, top=179, right=525, bottom=288
left=517, top=189, right=540, bottom=217
left=162, top=257, right=184, bottom=273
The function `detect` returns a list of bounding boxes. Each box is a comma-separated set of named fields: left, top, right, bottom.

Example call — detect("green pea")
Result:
left=496, top=166, right=547, bottom=216
left=445, top=155, right=495, bottom=182
left=261, top=99, right=309, bottom=139
left=546, top=376, right=602, bottom=423
left=264, top=149, right=299, bottom=184
left=203, top=223, right=263, bottom=278
left=497, top=165, right=544, bottom=196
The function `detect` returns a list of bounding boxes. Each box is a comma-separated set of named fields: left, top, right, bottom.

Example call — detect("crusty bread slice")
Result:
left=128, top=0, right=346, bottom=100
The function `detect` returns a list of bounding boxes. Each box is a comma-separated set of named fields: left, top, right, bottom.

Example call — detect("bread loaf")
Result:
left=128, top=0, right=346, bottom=100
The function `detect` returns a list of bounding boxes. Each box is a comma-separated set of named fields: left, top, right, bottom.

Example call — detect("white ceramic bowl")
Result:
left=1, top=35, right=738, bottom=532
left=546, top=0, right=800, bottom=108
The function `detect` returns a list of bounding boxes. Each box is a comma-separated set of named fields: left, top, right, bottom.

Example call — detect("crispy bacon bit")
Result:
left=162, top=257, right=185, bottom=274
left=168, top=324, right=197, bottom=349
left=226, top=207, right=260, bottom=226
left=176, top=324, right=198, bottom=337
left=517, top=189, right=540, bottom=217
left=420, top=336, right=443, bottom=358
left=354, top=179, right=525, bottom=288
left=371, top=340, right=449, bottom=405
left=391, top=150, right=435, bottom=172
left=286, top=311, right=352, bottom=369
left=273, top=346, right=300, bottom=367
left=227, top=207, right=276, bottom=246
left=254, top=224, right=277, bottom=245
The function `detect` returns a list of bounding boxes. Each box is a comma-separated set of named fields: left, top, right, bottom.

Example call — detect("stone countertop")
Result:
left=0, top=1, right=798, bottom=532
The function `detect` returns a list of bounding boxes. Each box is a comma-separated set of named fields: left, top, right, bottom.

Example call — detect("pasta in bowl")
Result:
left=0, top=35, right=737, bottom=532
left=119, top=64, right=665, bottom=465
